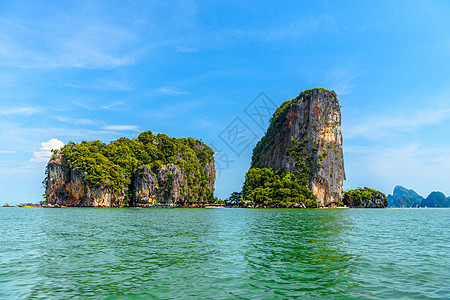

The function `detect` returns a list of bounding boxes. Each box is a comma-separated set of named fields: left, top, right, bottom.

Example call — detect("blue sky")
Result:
left=1, top=0, right=450, bottom=203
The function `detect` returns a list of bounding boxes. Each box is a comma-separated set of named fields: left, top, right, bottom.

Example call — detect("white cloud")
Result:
left=0, top=150, right=16, bottom=154
left=0, top=107, right=40, bottom=115
left=30, top=138, right=64, bottom=163
left=101, top=125, right=139, bottom=131
left=159, top=87, right=187, bottom=96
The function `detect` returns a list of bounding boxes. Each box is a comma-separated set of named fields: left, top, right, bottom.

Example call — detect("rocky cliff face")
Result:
left=46, top=156, right=127, bottom=207
left=251, top=89, right=345, bottom=206
left=133, top=161, right=215, bottom=207
left=45, top=132, right=215, bottom=207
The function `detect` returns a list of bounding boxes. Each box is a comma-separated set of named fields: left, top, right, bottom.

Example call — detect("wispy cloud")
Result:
left=0, top=150, right=16, bottom=154
left=147, top=98, right=207, bottom=119
left=70, top=100, right=95, bottom=111
left=326, top=68, right=358, bottom=96
left=344, top=107, right=450, bottom=139
left=367, top=143, right=423, bottom=176
left=0, top=106, right=40, bottom=115
left=101, top=101, right=125, bottom=111
left=0, top=13, right=145, bottom=70
left=195, top=118, right=215, bottom=129
left=369, top=143, right=450, bottom=193
left=159, top=87, right=187, bottom=96
left=175, top=46, right=199, bottom=53
left=257, top=17, right=333, bottom=40
left=0, top=164, right=40, bottom=176
left=56, top=116, right=99, bottom=126
left=70, top=100, right=125, bottom=111
left=0, top=72, right=19, bottom=87
left=344, top=142, right=450, bottom=196
left=5, top=126, right=131, bottom=145
left=101, top=125, right=139, bottom=131
left=199, top=15, right=334, bottom=45
left=30, top=138, right=64, bottom=163
left=343, top=145, right=373, bottom=154
left=65, top=80, right=133, bottom=91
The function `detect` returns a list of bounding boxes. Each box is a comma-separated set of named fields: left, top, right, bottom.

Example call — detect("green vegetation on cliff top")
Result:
left=344, top=187, right=381, bottom=200
left=298, top=88, right=337, bottom=99
left=48, top=131, right=214, bottom=205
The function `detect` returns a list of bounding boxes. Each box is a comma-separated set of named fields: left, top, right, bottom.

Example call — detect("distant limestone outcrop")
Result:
left=344, top=187, right=387, bottom=208
left=387, top=186, right=450, bottom=207
left=44, top=131, right=215, bottom=207
left=244, top=88, right=345, bottom=207
left=421, top=191, right=450, bottom=208
left=387, top=185, right=423, bottom=207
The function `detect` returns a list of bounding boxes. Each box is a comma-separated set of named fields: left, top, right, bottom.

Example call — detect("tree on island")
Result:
left=225, top=192, right=243, bottom=206
left=241, top=168, right=316, bottom=208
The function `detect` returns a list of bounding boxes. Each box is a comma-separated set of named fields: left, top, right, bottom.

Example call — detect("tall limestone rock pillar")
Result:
left=251, top=88, right=345, bottom=206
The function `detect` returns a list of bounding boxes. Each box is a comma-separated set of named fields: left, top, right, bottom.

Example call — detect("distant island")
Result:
left=44, top=131, right=216, bottom=207
left=343, top=187, right=387, bottom=208
left=388, top=185, right=450, bottom=208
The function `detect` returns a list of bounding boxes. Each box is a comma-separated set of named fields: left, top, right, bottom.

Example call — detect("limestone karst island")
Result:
left=45, top=131, right=215, bottom=207
left=43, top=88, right=386, bottom=208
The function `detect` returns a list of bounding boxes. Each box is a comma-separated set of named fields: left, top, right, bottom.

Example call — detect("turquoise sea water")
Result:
left=0, top=207, right=448, bottom=299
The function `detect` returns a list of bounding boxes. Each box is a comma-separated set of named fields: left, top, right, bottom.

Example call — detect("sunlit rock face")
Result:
left=45, top=157, right=126, bottom=207
left=251, top=89, right=345, bottom=207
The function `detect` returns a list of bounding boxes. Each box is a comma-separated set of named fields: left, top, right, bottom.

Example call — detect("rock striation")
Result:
left=45, top=131, right=215, bottom=207
left=250, top=88, right=345, bottom=207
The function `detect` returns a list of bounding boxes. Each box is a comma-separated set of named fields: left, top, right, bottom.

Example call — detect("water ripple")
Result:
left=0, top=207, right=448, bottom=299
